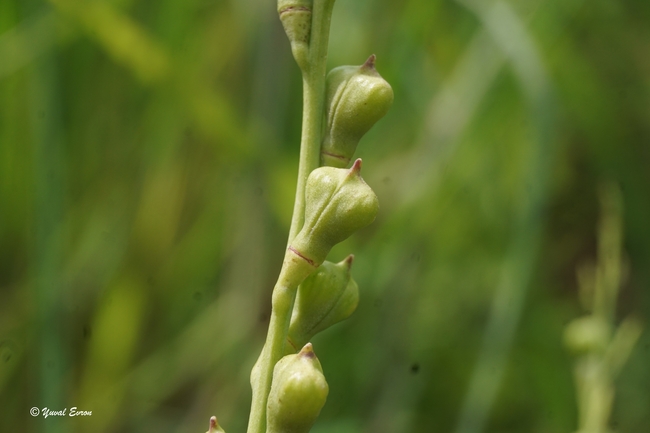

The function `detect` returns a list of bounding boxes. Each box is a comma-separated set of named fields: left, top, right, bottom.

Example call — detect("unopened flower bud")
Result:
left=564, top=316, right=611, bottom=355
left=289, top=159, right=379, bottom=267
left=288, top=255, right=359, bottom=351
left=278, top=0, right=312, bottom=69
left=321, top=55, right=394, bottom=168
left=267, top=343, right=329, bottom=433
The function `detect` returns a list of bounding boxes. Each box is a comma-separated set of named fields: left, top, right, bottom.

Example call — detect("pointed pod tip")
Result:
left=363, top=54, right=377, bottom=70
left=343, top=254, right=355, bottom=269
left=349, top=158, right=363, bottom=175
left=299, top=342, right=316, bottom=358
left=208, top=416, right=220, bottom=433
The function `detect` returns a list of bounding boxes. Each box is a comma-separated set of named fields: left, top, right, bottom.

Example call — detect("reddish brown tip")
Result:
left=209, top=416, right=218, bottom=432
left=349, top=158, right=363, bottom=175
left=299, top=342, right=316, bottom=358
left=363, top=54, right=377, bottom=70
left=343, top=254, right=355, bottom=269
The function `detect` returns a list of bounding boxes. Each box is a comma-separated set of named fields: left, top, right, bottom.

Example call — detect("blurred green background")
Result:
left=1, top=0, right=649, bottom=432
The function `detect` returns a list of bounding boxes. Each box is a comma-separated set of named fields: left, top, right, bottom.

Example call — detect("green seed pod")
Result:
left=290, top=159, right=379, bottom=267
left=287, top=255, right=359, bottom=351
left=321, top=55, right=394, bottom=168
left=564, top=316, right=611, bottom=355
left=267, top=343, right=329, bottom=433
left=205, top=416, right=226, bottom=433
left=278, top=0, right=312, bottom=69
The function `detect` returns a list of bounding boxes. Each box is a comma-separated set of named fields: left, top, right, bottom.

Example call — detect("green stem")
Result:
left=287, top=0, right=336, bottom=244
left=247, top=281, right=298, bottom=433
left=247, top=3, right=336, bottom=433
left=247, top=249, right=315, bottom=433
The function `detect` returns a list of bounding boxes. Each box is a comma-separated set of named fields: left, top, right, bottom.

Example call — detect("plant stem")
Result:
left=247, top=250, right=315, bottom=433
left=247, top=5, right=336, bottom=431
left=287, top=0, right=336, bottom=244
left=247, top=280, right=298, bottom=433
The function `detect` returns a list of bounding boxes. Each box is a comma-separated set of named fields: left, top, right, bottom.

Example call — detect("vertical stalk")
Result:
left=246, top=282, right=298, bottom=433
left=287, top=76, right=321, bottom=243
left=287, top=0, right=336, bottom=244
left=246, top=250, right=315, bottom=433
left=247, top=4, right=336, bottom=432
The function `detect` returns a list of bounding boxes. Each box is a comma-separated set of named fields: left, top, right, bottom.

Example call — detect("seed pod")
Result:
left=321, top=55, right=394, bottom=168
left=288, top=256, right=359, bottom=351
left=278, top=0, right=312, bottom=69
left=267, top=343, right=329, bottom=433
left=564, top=316, right=611, bottom=355
left=289, top=159, right=379, bottom=267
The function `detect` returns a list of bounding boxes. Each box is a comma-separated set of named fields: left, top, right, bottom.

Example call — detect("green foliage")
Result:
left=1, top=0, right=649, bottom=432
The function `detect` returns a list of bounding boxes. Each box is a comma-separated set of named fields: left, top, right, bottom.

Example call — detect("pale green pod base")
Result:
left=290, top=160, right=379, bottom=266
left=320, top=150, right=350, bottom=168
left=267, top=344, right=329, bottom=433
left=324, top=69, right=393, bottom=155
left=325, top=65, right=358, bottom=129
left=320, top=55, right=393, bottom=168
left=288, top=256, right=359, bottom=350
left=278, top=247, right=318, bottom=290
left=280, top=10, right=311, bottom=44
left=278, top=1, right=312, bottom=69
left=307, top=277, right=358, bottom=337
left=288, top=280, right=358, bottom=351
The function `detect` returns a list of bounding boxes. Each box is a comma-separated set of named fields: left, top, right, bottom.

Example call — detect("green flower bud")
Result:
left=564, top=316, right=611, bottom=355
left=278, top=0, right=312, bottom=69
left=290, top=159, right=379, bottom=267
left=205, top=416, right=226, bottom=433
left=321, top=55, right=394, bottom=168
left=288, top=255, right=359, bottom=351
left=267, top=343, right=329, bottom=433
